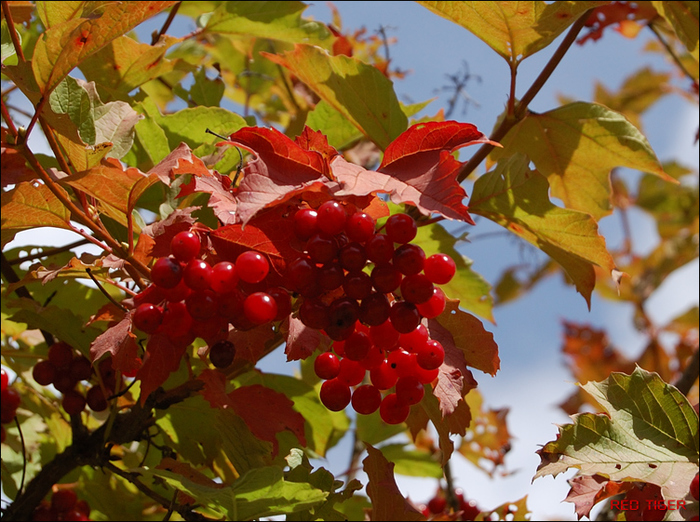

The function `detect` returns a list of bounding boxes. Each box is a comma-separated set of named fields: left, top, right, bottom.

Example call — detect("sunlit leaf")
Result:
left=652, top=1, right=699, bottom=60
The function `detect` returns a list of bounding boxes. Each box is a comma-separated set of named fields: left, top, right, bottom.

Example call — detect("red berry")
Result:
left=416, top=339, right=445, bottom=370
left=319, top=378, right=351, bottom=411
left=210, top=261, right=238, bottom=294
left=244, top=292, right=278, bottom=325
left=359, top=292, right=391, bottom=326
left=691, top=472, right=699, bottom=501
left=351, top=384, right=382, bottom=414
left=317, top=201, right=347, bottom=236
left=461, top=499, right=480, bottom=521
left=1, top=369, right=7, bottom=392
left=343, top=331, right=372, bottom=361
left=62, top=390, right=86, bottom=416
left=286, top=256, right=318, bottom=292
left=69, top=356, right=93, bottom=382
left=424, top=253, right=456, bottom=284
left=185, top=291, right=218, bottom=321
left=399, top=324, right=429, bottom=352
left=369, top=319, right=400, bottom=350
left=209, top=340, right=236, bottom=369
left=32, top=501, right=56, bottom=521
left=293, top=208, right=319, bottom=240
left=132, top=303, right=164, bottom=334
left=371, top=264, right=402, bottom=293
left=400, top=273, right=435, bottom=304
left=337, top=357, right=366, bottom=386
left=183, top=259, right=212, bottom=291
left=366, top=233, right=394, bottom=264
left=307, top=234, right=339, bottom=264
left=395, top=375, right=424, bottom=405
left=319, top=262, right=344, bottom=292
left=151, top=257, right=183, bottom=289
left=389, top=301, right=421, bottom=333
left=427, top=495, right=446, bottom=514
left=343, top=271, right=373, bottom=300
left=48, top=342, right=74, bottom=368
left=314, top=352, right=341, bottom=380
left=386, top=213, right=417, bottom=244
left=369, top=360, right=398, bottom=390
left=267, top=287, right=292, bottom=321
left=346, top=212, right=375, bottom=243
left=393, top=244, right=426, bottom=275
left=326, top=298, right=359, bottom=340
left=236, top=251, right=269, bottom=284
left=359, top=345, right=384, bottom=370
left=299, top=298, right=331, bottom=330
left=416, top=287, right=446, bottom=319
left=386, top=349, right=418, bottom=378
left=2, top=387, right=21, bottom=412
left=32, top=360, right=57, bottom=386
left=379, top=393, right=410, bottom=424
left=170, top=231, right=201, bottom=262
left=51, top=489, right=78, bottom=512
left=160, top=301, right=194, bottom=339
left=86, top=386, right=109, bottom=412
left=339, top=242, right=367, bottom=272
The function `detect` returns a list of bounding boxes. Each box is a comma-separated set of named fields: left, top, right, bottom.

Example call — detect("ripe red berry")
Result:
left=461, top=498, right=480, bottom=521
left=299, top=298, right=331, bottom=330
left=185, top=291, right=218, bottom=321
left=366, top=233, right=394, bottom=264
left=2, top=387, right=21, bottom=412
left=415, top=339, right=445, bottom=370
left=393, top=244, right=426, bottom=275
left=371, top=264, right=402, bottom=293
left=359, top=345, right=384, bottom=370
left=427, top=495, right=447, bottom=514
left=32, top=360, right=57, bottom=386
left=86, top=386, right=109, bottom=412
left=369, top=360, right=398, bottom=390
left=337, top=357, right=366, bottom=386
left=293, top=208, right=319, bottom=241
left=379, top=393, right=410, bottom=424
left=691, top=472, right=699, bottom=501
left=351, top=384, right=382, bottom=414
left=62, top=390, right=86, bottom=416
left=389, top=301, right=421, bottom=334
left=69, top=356, right=93, bottom=382
left=359, top=292, right=391, bottom=326
left=387, top=348, right=418, bottom=378
left=343, top=331, right=372, bottom=361
left=326, top=298, right=360, bottom=340
left=416, top=287, right=447, bottom=319
left=286, top=256, right=318, bottom=291
left=317, top=200, right=347, bottom=236
left=369, top=319, right=400, bottom=350
left=267, top=287, right=292, bottom=321
left=400, top=273, right=435, bottom=304
left=1, top=369, right=7, bottom=392
left=314, top=352, right=341, bottom=380
left=170, top=230, right=201, bottom=262
left=244, top=292, right=278, bottom=325
left=48, top=342, right=74, bottom=368
left=339, top=242, right=367, bottom=272
left=210, top=261, right=238, bottom=294
left=424, top=253, right=456, bottom=284
left=209, top=340, right=236, bottom=369
left=319, top=262, right=344, bottom=292
left=51, top=489, right=78, bottom=513
left=236, top=251, right=269, bottom=284
left=319, top=378, right=351, bottom=411
left=150, top=257, right=183, bottom=289
left=306, top=234, right=339, bottom=264
left=399, top=324, right=429, bottom=352
left=132, top=303, right=164, bottom=334
left=386, top=213, right=417, bottom=244
left=160, top=301, right=194, bottom=339
left=395, top=375, right=425, bottom=405
left=343, top=271, right=373, bottom=300
left=346, top=212, right=375, bottom=243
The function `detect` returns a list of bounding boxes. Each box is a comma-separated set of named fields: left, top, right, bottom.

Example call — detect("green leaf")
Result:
left=306, top=100, right=364, bottom=150
left=141, top=465, right=328, bottom=520
left=264, top=45, right=408, bottom=150
left=470, top=154, right=615, bottom=307
left=489, top=102, right=674, bottom=220
left=637, top=168, right=699, bottom=239
left=379, top=443, right=443, bottom=478
left=154, top=105, right=247, bottom=151
left=413, top=221, right=493, bottom=322
left=190, top=67, right=226, bottom=107
left=2, top=20, right=20, bottom=63
left=534, top=367, right=699, bottom=500
left=1, top=181, right=72, bottom=247
left=31, top=1, right=177, bottom=94
left=652, top=1, right=699, bottom=60
left=203, top=1, right=331, bottom=46
left=417, top=1, right=605, bottom=66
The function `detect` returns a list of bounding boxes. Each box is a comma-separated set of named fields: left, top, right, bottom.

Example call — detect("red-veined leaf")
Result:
left=565, top=475, right=633, bottom=520
left=136, top=333, right=188, bottom=404
left=89, top=312, right=141, bottom=376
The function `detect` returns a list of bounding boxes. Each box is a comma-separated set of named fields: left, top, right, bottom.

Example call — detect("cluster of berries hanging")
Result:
left=32, top=489, right=92, bottom=521
left=134, top=200, right=456, bottom=424
left=1, top=367, right=20, bottom=442
left=32, top=342, right=121, bottom=415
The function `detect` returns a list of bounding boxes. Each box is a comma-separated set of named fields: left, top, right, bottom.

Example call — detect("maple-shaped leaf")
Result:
left=89, top=312, right=141, bottom=375
left=136, top=333, right=188, bottom=404
left=148, top=142, right=213, bottom=185
left=31, top=2, right=177, bottom=95
left=470, top=154, right=616, bottom=308
left=155, top=457, right=224, bottom=506
left=179, top=173, right=238, bottom=225
left=225, top=126, right=333, bottom=225
left=1, top=181, right=73, bottom=248
left=564, top=475, right=633, bottom=520
left=363, top=444, right=426, bottom=521
left=284, top=315, right=331, bottom=362
left=332, top=121, right=494, bottom=222
left=1, top=129, right=36, bottom=188
left=224, top=324, right=278, bottom=364
left=534, top=368, right=699, bottom=501
left=210, top=204, right=301, bottom=286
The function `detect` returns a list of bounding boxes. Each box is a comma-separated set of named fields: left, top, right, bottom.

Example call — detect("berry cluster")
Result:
left=291, top=202, right=454, bottom=423
left=421, top=488, right=480, bottom=521
left=134, top=229, right=291, bottom=368
left=32, top=489, right=92, bottom=521
left=32, top=342, right=119, bottom=415
left=1, top=367, right=20, bottom=443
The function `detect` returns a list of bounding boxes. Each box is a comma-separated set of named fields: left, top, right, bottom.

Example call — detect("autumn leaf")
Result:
left=284, top=316, right=331, bottom=362
left=652, top=1, right=699, bottom=60
left=88, top=312, right=141, bottom=376
left=488, top=102, right=674, bottom=220
left=225, top=126, right=333, bottom=225
left=31, top=2, right=177, bottom=95
left=148, top=142, right=213, bottom=185
left=564, top=475, right=633, bottom=520
left=534, top=368, right=700, bottom=501
left=136, top=333, right=188, bottom=404
left=470, top=154, right=615, bottom=308
left=363, top=444, right=426, bottom=521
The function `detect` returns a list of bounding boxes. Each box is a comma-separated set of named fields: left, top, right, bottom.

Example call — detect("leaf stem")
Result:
left=1, top=1, right=25, bottom=62
left=457, top=8, right=595, bottom=182
left=151, top=1, right=181, bottom=45
left=14, top=415, right=27, bottom=499
left=85, top=268, right=128, bottom=312
left=1, top=96, right=19, bottom=137
left=647, top=20, right=699, bottom=88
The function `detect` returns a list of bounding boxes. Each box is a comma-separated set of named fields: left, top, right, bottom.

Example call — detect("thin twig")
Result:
left=674, top=345, right=700, bottom=397
left=85, top=268, right=128, bottom=312
left=151, top=2, right=181, bottom=45
left=7, top=240, right=92, bottom=265
left=647, top=21, right=698, bottom=87
left=1, top=96, right=19, bottom=136
left=1, top=1, right=25, bottom=62
left=14, top=415, right=27, bottom=498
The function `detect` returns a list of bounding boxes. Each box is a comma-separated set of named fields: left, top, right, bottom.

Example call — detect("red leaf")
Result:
left=136, top=333, right=188, bottom=404
left=294, top=126, right=339, bottom=162
left=283, top=316, right=331, bottom=361
left=179, top=173, right=238, bottom=225
left=1, top=128, right=36, bottom=187
left=148, top=142, right=212, bottom=185
left=363, top=444, right=426, bottom=521
left=228, top=384, right=307, bottom=457
left=565, top=475, right=633, bottom=519
left=210, top=204, right=301, bottom=285
left=226, top=126, right=333, bottom=224
left=332, top=121, right=495, bottom=222
left=198, top=368, right=230, bottom=408
left=89, top=313, right=141, bottom=375
left=225, top=324, right=278, bottom=364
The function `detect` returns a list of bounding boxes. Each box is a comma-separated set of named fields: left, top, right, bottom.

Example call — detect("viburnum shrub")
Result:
left=2, top=2, right=698, bottom=522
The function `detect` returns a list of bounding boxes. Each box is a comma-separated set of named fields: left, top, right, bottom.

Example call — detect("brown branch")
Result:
left=151, top=2, right=181, bottom=45
left=1, top=96, right=19, bottom=137
left=457, top=8, right=595, bottom=182
left=674, top=345, right=700, bottom=397
left=85, top=268, right=128, bottom=312
left=1, top=1, right=25, bottom=62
